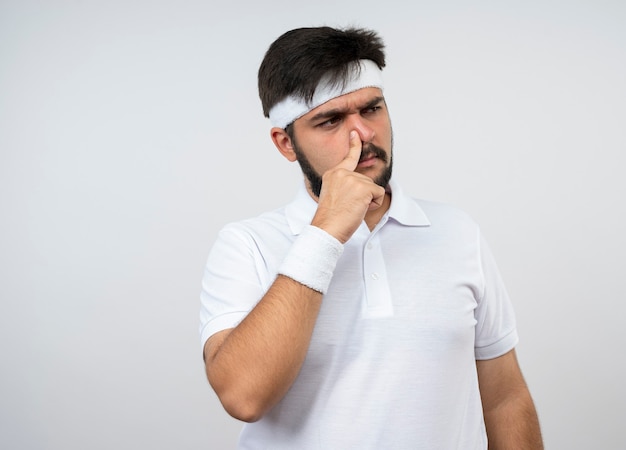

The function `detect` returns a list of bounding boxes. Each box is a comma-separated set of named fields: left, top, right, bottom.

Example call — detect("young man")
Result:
left=200, top=27, right=543, bottom=449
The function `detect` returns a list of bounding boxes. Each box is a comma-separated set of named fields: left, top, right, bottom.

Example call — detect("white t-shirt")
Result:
left=200, top=179, right=518, bottom=449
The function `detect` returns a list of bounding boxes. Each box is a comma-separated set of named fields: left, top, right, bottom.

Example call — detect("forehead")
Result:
left=301, top=87, right=384, bottom=119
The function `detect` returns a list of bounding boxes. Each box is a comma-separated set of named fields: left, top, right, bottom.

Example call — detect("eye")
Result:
left=362, top=105, right=381, bottom=115
left=318, top=115, right=342, bottom=128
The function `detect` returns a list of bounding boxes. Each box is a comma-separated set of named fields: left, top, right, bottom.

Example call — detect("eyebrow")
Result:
left=308, top=96, right=385, bottom=123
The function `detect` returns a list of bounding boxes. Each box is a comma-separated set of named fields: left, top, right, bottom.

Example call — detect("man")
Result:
left=200, top=26, right=543, bottom=449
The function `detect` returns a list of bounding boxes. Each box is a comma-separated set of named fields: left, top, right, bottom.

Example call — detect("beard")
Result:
left=291, top=138, right=394, bottom=198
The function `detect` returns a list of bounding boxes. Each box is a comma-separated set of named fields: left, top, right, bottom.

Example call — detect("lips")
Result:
left=357, top=152, right=380, bottom=169
left=359, top=143, right=387, bottom=164
left=358, top=151, right=377, bottom=163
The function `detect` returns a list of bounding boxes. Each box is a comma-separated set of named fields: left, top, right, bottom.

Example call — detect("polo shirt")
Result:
left=199, top=179, right=518, bottom=449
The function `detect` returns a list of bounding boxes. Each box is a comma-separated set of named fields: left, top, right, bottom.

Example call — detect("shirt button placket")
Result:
left=362, top=233, right=393, bottom=317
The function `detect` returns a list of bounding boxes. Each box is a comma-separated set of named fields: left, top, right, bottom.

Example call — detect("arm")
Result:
left=204, top=275, right=323, bottom=422
left=477, top=349, right=543, bottom=449
left=204, top=131, right=385, bottom=422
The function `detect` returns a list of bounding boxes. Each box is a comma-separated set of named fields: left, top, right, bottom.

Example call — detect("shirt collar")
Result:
left=285, top=178, right=431, bottom=236
left=386, top=179, right=431, bottom=227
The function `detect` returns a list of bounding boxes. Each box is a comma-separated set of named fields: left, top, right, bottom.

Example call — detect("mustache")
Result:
left=359, top=143, right=388, bottom=163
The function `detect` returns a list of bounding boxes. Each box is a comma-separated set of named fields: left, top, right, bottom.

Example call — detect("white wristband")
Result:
left=278, top=225, right=344, bottom=294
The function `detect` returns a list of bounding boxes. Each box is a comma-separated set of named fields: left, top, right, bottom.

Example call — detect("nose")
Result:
left=348, top=115, right=375, bottom=143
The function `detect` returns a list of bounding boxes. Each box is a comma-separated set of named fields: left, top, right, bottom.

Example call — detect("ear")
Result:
left=270, top=127, right=297, bottom=162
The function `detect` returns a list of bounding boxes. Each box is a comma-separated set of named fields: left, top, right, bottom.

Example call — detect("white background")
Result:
left=1, top=1, right=624, bottom=449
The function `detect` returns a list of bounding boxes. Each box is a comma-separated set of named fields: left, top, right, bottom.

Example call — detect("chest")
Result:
left=309, top=224, right=482, bottom=361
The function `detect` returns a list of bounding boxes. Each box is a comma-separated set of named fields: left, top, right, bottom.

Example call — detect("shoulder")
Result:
left=388, top=180, right=478, bottom=232
left=215, top=206, right=294, bottom=250
left=413, top=198, right=479, bottom=230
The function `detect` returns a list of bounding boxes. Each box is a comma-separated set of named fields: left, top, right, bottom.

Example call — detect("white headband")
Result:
left=268, top=59, right=384, bottom=129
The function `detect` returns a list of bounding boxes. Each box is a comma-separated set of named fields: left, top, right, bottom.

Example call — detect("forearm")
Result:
left=483, top=387, right=543, bottom=450
left=205, top=275, right=322, bottom=422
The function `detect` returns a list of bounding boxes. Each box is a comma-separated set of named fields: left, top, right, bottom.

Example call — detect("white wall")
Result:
left=1, top=1, right=624, bottom=449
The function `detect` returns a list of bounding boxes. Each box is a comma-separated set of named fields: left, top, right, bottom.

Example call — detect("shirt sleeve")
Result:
left=474, top=231, right=519, bottom=360
left=199, top=224, right=266, bottom=353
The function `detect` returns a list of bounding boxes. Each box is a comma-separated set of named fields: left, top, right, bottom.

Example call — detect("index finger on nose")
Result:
left=335, top=131, right=361, bottom=172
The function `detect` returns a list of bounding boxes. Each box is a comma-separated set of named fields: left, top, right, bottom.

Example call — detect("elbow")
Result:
left=216, top=388, right=267, bottom=423
left=208, top=371, right=269, bottom=423
left=204, top=343, right=274, bottom=423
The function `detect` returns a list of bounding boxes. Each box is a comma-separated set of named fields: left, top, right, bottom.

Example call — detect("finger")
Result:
left=335, top=130, right=361, bottom=172
left=368, top=185, right=387, bottom=210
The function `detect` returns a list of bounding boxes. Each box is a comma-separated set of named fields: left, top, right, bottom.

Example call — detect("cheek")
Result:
left=378, top=121, right=393, bottom=143
left=306, top=136, right=349, bottom=172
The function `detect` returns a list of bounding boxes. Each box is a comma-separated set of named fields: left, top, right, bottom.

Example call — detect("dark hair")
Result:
left=258, top=26, right=386, bottom=118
